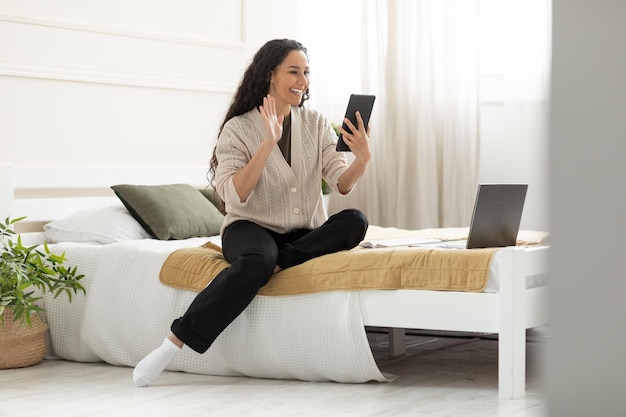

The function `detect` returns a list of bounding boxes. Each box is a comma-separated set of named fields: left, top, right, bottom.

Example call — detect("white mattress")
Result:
left=42, top=237, right=543, bottom=382
left=43, top=238, right=386, bottom=383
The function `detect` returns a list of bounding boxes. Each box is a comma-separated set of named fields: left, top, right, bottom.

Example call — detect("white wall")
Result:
left=0, top=0, right=300, bottom=166
left=479, top=102, right=549, bottom=231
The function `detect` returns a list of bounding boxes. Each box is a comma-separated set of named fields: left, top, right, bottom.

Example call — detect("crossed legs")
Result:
left=133, top=209, right=367, bottom=386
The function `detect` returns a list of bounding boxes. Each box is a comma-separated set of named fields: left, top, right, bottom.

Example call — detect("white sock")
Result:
left=133, top=338, right=181, bottom=387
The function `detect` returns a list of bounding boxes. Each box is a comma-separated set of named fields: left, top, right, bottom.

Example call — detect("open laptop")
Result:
left=412, top=184, right=528, bottom=249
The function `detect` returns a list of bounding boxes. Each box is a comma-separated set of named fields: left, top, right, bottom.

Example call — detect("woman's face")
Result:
left=269, top=50, right=309, bottom=115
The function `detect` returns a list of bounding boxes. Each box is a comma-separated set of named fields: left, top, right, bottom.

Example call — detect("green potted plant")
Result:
left=0, top=216, right=85, bottom=369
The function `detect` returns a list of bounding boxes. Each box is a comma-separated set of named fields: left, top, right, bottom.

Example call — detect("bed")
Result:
left=2, top=164, right=549, bottom=399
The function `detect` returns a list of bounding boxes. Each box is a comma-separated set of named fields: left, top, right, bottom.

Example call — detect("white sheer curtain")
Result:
left=478, top=0, right=551, bottom=231
left=329, top=0, right=480, bottom=229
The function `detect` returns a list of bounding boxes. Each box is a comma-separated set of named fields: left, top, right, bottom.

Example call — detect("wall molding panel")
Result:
left=0, top=3, right=247, bottom=94
left=0, top=12, right=244, bottom=50
left=0, top=60, right=234, bottom=94
left=0, top=0, right=313, bottom=170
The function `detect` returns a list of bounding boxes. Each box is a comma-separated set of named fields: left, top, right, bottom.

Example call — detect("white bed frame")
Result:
left=2, top=164, right=549, bottom=399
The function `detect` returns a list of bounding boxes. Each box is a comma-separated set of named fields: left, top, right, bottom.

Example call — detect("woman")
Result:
left=133, top=39, right=372, bottom=387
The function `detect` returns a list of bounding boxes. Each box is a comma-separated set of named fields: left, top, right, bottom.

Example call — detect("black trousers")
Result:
left=170, top=208, right=368, bottom=353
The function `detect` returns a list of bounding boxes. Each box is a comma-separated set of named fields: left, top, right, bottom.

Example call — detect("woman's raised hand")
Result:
left=259, top=94, right=284, bottom=144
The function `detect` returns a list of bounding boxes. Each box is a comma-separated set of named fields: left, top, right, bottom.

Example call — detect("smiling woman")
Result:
left=267, top=49, right=310, bottom=115
left=133, top=38, right=374, bottom=387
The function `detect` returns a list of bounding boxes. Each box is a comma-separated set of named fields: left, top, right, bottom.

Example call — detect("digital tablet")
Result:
left=336, top=94, right=376, bottom=152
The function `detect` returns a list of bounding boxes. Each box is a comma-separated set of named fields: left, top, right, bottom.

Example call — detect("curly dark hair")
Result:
left=208, top=39, right=310, bottom=190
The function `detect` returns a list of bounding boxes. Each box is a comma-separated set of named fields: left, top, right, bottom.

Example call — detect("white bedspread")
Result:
left=42, top=238, right=387, bottom=383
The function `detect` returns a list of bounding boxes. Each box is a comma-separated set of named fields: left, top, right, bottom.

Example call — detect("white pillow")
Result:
left=44, top=202, right=152, bottom=244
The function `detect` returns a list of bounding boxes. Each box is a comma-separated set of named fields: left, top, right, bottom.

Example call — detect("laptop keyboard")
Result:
left=410, top=240, right=468, bottom=250
left=436, top=240, right=468, bottom=249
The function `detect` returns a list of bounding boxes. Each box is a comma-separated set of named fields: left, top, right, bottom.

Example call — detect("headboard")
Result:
left=1, top=164, right=210, bottom=245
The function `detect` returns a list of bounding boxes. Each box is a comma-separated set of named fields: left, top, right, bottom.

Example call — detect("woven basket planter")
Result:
left=0, top=309, right=48, bottom=369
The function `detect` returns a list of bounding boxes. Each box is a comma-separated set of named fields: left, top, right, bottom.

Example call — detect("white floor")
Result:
left=0, top=330, right=546, bottom=417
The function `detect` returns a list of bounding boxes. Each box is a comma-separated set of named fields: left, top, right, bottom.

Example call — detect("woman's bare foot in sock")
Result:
left=133, top=336, right=182, bottom=387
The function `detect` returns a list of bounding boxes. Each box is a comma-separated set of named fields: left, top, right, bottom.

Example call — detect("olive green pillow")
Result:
left=111, top=184, right=224, bottom=240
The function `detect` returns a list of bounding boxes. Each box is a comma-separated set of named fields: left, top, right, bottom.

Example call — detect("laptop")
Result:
left=412, top=184, right=528, bottom=249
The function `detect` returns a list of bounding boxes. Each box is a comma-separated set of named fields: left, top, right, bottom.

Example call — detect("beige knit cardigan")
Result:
left=214, top=106, right=350, bottom=235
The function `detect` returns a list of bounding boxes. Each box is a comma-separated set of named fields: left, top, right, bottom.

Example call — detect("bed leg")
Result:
left=388, top=327, right=406, bottom=357
left=498, top=248, right=526, bottom=399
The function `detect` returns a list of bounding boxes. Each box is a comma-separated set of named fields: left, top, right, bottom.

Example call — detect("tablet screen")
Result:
left=336, top=94, right=376, bottom=152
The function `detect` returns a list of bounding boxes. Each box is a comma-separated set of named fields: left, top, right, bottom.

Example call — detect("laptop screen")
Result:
left=466, top=184, right=528, bottom=249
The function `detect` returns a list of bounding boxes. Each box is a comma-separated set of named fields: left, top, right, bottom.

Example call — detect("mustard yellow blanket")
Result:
left=159, top=226, right=549, bottom=295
